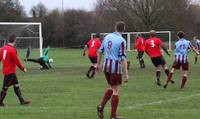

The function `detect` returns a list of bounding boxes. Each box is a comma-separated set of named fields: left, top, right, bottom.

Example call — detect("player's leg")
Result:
left=139, top=52, right=145, bottom=68
left=97, top=72, right=113, bottom=119
left=39, top=58, right=49, bottom=69
left=181, top=64, right=189, bottom=89
left=162, top=63, right=175, bottom=84
left=110, top=85, right=123, bottom=119
left=87, top=57, right=97, bottom=78
left=25, top=58, right=40, bottom=63
left=163, top=68, right=176, bottom=88
left=127, top=61, right=130, bottom=70
left=0, top=74, right=13, bottom=107
left=195, top=55, right=198, bottom=64
left=156, top=66, right=162, bottom=86
left=0, top=80, right=9, bottom=107
left=12, top=74, right=31, bottom=105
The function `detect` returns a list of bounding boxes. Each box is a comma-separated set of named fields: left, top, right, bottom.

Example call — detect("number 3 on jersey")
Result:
left=150, top=40, right=155, bottom=47
left=3, top=50, right=7, bottom=60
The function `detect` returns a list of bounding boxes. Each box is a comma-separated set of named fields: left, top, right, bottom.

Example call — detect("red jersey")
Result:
left=87, top=38, right=101, bottom=57
left=134, top=37, right=145, bottom=51
left=145, top=37, right=164, bottom=58
left=0, top=45, right=25, bottom=75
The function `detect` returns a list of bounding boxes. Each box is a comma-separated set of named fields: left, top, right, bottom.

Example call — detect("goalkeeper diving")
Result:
left=25, top=46, right=53, bottom=70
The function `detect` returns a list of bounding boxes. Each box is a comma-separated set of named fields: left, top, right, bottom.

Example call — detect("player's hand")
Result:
left=124, top=74, right=129, bottom=83
left=83, top=52, right=86, bottom=56
left=23, top=68, right=27, bottom=72
left=96, top=64, right=102, bottom=73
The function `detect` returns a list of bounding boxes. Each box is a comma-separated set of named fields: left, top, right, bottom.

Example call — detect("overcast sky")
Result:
left=19, top=0, right=97, bottom=14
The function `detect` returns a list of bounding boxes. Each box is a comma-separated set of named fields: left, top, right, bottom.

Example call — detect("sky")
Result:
left=19, top=0, right=97, bottom=14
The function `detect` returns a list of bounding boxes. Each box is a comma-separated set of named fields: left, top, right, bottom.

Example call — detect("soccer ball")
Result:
left=49, top=58, right=54, bottom=63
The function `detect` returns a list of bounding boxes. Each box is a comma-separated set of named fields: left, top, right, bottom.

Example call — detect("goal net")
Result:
left=0, top=22, right=43, bottom=57
left=91, top=31, right=172, bottom=51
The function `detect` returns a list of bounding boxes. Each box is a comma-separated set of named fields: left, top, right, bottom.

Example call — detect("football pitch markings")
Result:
left=125, top=93, right=200, bottom=110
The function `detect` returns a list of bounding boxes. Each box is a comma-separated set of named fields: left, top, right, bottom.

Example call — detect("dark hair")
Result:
left=95, top=32, right=100, bottom=38
left=9, top=35, right=16, bottom=43
left=177, top=31, right=185, bottom=38
left=115, top=21, right=126, bottom=32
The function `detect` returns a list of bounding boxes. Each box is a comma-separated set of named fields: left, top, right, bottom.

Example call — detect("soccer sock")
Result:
left=195, top=56, right=198, bottom=64
left=111, top=95, right=119, bottom=117
left=0, top=88, right=7, bottom=104
left=139, top=59, right=143, bottom=68
left=164, top=69, right=170, bottom=76
left=14, top=87, right=24, bottom=103
left=181, top=76, right=188, bottom=88
left=101, top=89, right=113, bottom=109
left=156, top=71, right=161, bottom=81
left=167, top=73, right=173, bottom=84
left=87, top=66, right=93, bottom=74
left=91, top=67, right=96, bottom=78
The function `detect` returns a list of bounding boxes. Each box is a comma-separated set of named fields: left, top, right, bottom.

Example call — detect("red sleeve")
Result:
left=12, top=49, right=25, bottom=71
left=158, top=39, right=164, bottom=48
left=98, top=40, right=102, bottom=49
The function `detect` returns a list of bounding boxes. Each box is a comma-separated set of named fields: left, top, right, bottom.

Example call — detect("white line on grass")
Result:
left=126, top=93, right=200, bottom=110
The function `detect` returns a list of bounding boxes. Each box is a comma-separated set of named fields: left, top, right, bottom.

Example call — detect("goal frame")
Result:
left=0, top=22, right=43, bottom=57
left=91, top=31, right=172, bottom=51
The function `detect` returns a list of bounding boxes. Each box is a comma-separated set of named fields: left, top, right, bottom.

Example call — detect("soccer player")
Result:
left=96, top=21, right=129, bottom=119
left=83, top=33, right=101, bottom=78
left=25, top=46, right=52, bottom=70
left=192, top=36, right=200, bottom=64
left=0, top=35, right=31, bottom=107
left=134, top=33, right=145, bottom=68
left=145, top=30, right=174, bottom=86
left=163, top=31, right=199, bottom=89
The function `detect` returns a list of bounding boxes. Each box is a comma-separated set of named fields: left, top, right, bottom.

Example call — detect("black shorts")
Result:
left=172, top=61, right=189, bottom=71
left=151, top=56, right=166, bottom=67
left=3, top=74, right=19, bottom=88
left=89, top=56, right=97, bottom=64
left=137, top=51, right=144, bottom=59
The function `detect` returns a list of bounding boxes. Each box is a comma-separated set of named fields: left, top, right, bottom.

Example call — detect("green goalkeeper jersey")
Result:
left=42, top=47, right=49, bottom=62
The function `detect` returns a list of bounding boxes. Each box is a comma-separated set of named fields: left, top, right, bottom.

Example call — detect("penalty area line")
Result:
left=125, top=93, right=200, bottom=110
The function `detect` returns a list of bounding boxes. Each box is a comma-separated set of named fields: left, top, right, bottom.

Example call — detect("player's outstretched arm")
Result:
left=83, top=45, right=87, bottom=56
left=162, top=47, right=170, bottom=56
left=192, top=46, right=200, bottom=55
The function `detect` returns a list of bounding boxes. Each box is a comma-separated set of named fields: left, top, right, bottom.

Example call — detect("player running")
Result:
left=96, top=21, right=129, bottom=119
left=83, top=33, right=101, bottom=78
left=0, top=35, right=31, bottom=107
left=192, top=36, right=200, bottom=64
left=134, top=33, right=145, bottom=68
left=163, top=31, right=199, bottom=89
left=145, top=30, right=174, bottom=86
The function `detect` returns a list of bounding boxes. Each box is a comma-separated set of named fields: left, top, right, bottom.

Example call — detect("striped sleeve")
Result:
left=120, top=40, right=127, bottom=60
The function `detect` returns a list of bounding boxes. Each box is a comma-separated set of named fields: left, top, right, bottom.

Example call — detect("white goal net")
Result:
left=91, top=31, right=172, bottom=51
left=0, top=22, right=43, bottom=57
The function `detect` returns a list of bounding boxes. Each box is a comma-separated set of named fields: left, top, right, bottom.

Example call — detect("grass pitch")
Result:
left=0, top=48, right=200, bottom=119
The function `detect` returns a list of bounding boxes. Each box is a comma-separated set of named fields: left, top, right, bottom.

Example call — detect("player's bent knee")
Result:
left=13, top=84, right=20, bottom=88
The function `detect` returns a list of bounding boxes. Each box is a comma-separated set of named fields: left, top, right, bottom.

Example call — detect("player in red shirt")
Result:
left=83, top=33, right=101, bottom=78
left=145, top=30, right=174, bottom=86
left=0, top=35, right=31, bottom=107
left=134, top=33, right=145, bottom=68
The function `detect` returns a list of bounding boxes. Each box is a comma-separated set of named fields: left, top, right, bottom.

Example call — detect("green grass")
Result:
left=0, top=48, right=200, bottom=119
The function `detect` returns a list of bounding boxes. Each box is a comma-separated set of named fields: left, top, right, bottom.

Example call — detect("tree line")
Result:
left=0, top=0, right=200, bottom=47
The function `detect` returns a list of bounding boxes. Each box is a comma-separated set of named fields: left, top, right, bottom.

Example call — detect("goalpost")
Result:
left=0, top=22, right=43, bottom=57
left=91, top=31, right=172, bottom=51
